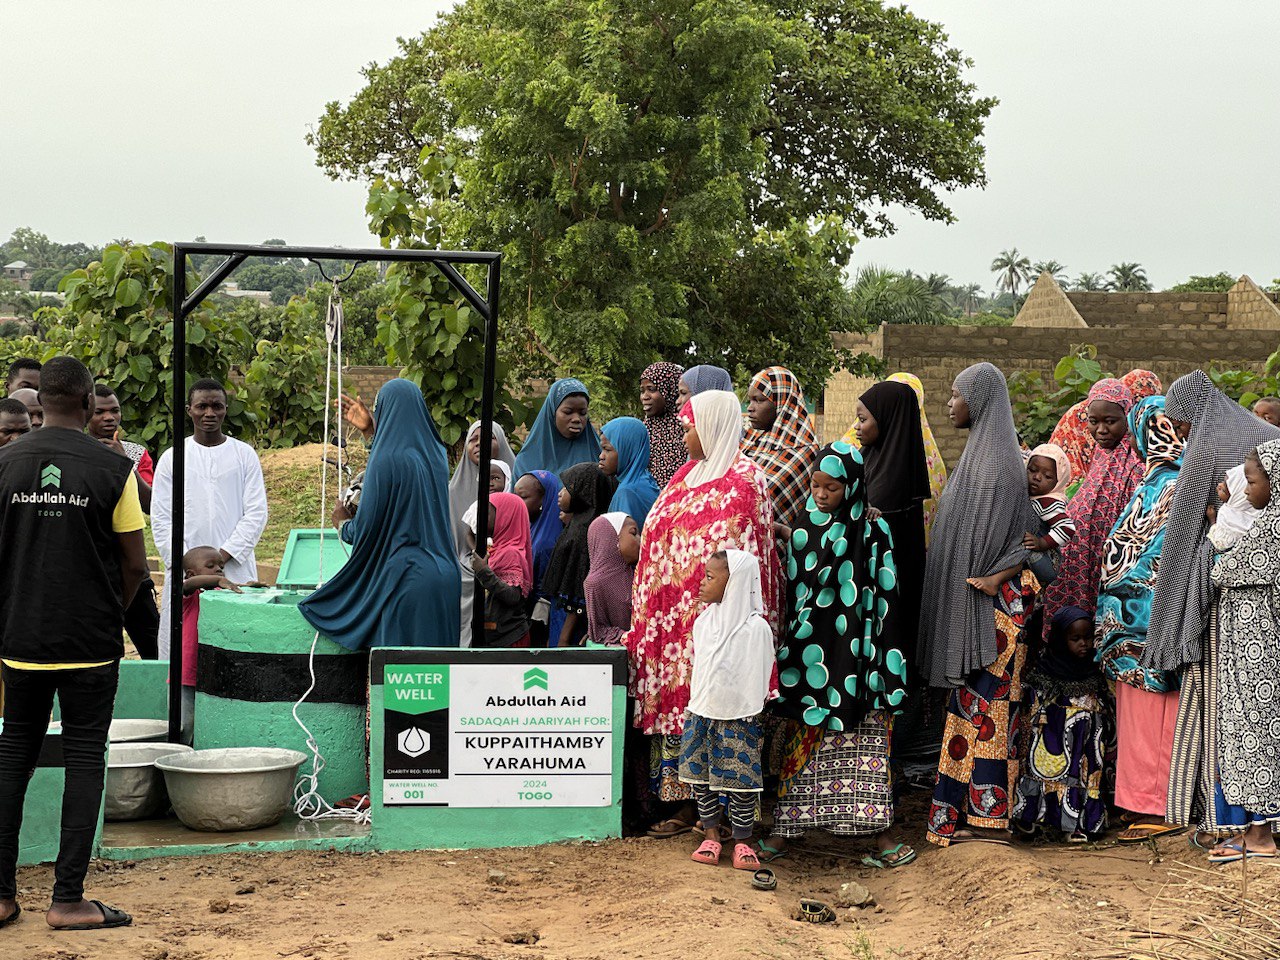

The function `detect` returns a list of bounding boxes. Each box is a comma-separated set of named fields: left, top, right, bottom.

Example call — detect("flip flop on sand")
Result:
left=1117, top=822, right=1185, bottom=844
left=48, top=901, right=132, bottom=931
left=862, top=842, right=917, bottom=868
left=647, top=818, right=694, bottom=839
left=0, top=903, right=20, bottom=929
left=951, top=831, right=1010, bottom=846
left=691, top=839, right=722, bottom=865
left=1208, top=842, right=1278, bottom=865
left=755, top=840, right=788, bottom=863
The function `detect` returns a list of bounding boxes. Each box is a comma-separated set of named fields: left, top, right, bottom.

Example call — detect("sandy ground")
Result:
left=7, top=798, right=1206, bottom=960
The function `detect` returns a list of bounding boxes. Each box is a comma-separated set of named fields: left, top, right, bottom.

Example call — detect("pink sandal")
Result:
left=691, top=839, right=722, bottom=865
left=732, top=843, right=761, bottom=870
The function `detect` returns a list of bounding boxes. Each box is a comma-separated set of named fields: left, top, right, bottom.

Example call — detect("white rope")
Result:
left=292, top=279, right=369, bottom=823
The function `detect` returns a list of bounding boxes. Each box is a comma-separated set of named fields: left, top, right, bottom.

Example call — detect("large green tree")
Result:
left=311, top=0, right=994, bottom=407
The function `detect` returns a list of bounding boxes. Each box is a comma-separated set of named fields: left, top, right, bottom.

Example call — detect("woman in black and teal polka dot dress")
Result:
left=758, top=441, right=915, bottom=868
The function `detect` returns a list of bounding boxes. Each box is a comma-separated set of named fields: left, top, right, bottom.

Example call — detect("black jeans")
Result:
left=0, top=661, right=118, bottom=903
left=123, top=578, right=160, bottom=660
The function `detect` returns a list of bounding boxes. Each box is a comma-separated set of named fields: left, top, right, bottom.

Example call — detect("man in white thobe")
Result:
left=152, top=378, right=268, bottom=658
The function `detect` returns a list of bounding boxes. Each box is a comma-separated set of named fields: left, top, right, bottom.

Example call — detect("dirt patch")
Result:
left=9, top=803, right=1203, bottom=960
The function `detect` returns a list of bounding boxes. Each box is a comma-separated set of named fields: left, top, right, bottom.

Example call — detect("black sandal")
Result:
left=0, top=903, right=19, bottom=929
left=751, top=868, right=777, bottom=891
left=49, top=900, right=132, bottom=931
left=799, top=899, right=835, bottom=923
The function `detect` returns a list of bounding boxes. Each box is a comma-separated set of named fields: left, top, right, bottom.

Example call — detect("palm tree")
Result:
left=960, top=282, right=983, bottom=316
left=849, top=265, right=943, bottom=326
left=1107, top=262, right=1152, bottom=292
left=1073, top=272, right=1105, bottom=291
left=1032, top=260, right=1068, bottom=285
left=991, top=248, right=1033, bottom=301
left=924, top=273, right=951, bottom=297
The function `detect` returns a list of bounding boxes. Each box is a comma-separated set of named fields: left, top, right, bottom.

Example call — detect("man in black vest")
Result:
left=0, top=356, right=149, bottom=931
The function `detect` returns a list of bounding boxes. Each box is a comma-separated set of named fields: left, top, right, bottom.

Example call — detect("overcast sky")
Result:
left=2, top=1, right=1276, bottom=290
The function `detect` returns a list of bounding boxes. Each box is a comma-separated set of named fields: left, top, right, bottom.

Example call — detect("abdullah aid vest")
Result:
left=0, top=428, right=135, bottom=664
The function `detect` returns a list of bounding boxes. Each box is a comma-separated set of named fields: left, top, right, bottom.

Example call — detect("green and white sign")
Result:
left=382, top=662, right=613, bottom=808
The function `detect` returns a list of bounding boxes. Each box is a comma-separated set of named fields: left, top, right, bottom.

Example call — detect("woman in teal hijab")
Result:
left=512, top=378, right=601, bottom=478
left=600, top=417, right=661, bottom=527
left=300, top=379, right=461, bottom=649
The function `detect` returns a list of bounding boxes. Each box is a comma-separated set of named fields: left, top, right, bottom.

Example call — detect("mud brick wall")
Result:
left=825, top=326, right=1280, bottom=468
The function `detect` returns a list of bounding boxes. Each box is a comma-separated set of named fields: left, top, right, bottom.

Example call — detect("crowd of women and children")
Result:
left=296, top=358, right=1280, bottom=875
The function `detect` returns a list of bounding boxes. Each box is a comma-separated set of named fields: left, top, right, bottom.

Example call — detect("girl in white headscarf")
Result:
left=679, top=550, right=776, bottom=870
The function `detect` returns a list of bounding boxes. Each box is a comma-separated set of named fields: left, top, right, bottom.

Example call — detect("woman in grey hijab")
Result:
left=1143, top=371, right=1280, bottom=672
left=449, top=420, right=517, bottom=646
left=919, top=363, right=1040, bottom=846
left=1143, top=372, right=1280, bottom=836
left=676, top=365, right=734, bottom=409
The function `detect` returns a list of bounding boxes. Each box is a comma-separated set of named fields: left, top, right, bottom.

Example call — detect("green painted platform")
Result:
left=98, top=816, right=370, bottom=861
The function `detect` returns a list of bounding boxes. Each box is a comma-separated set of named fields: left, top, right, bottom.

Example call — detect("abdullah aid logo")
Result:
left=42, top=463, right=61, bottom=489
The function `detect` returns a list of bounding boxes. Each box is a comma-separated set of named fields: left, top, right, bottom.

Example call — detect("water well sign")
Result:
left=381, top=659, right=614, bottom=808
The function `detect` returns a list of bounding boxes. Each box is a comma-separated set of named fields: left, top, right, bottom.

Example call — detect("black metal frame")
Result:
left=169, top=242, right=501, bottom=743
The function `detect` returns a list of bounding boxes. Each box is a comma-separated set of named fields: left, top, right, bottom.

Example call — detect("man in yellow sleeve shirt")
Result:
left=0, top=356, right=149, bottom=932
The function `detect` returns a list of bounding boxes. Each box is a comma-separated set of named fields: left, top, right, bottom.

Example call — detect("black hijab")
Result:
left=542, top=463, right=612, bottom=605
left=1027, top=605, right=1105, bottom=700
left=859, top=381, right=931, bottom=514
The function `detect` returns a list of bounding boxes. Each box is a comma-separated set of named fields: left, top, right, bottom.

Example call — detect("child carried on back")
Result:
left=679, top=549, right=777, bottom=872
left=968, top=443, right=1076, bottom=595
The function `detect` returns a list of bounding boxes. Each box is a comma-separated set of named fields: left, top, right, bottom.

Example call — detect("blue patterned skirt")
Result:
left=678, top=712, right=764, bottom=793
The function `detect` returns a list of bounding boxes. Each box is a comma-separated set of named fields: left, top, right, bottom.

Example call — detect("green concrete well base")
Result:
left=195, top=590, right=368, bottom=804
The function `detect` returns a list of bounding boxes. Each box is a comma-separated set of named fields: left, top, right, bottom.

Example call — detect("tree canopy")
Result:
left=310, top=0, right=996, bottom=409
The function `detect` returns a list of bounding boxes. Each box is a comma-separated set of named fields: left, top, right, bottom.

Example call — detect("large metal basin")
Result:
left=155, top=747, right=306, bottom=832
left=104, top=743, right=192, bottom=821
left=47, top=718, right=170, bottom=743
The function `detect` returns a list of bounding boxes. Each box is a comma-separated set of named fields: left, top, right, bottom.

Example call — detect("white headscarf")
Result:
left=1209, top=463, right=1261, bottom=551
left=683, top=390, right=743, bottom=488
left=688, top=550, right=776, bottom=720
left=601, top=512, right=628, bottom=535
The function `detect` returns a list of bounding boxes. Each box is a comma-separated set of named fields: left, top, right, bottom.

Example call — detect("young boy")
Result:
left=180, top=546, right=243, bottom=740
left=680, top=550, right=776, bottom=871
left=0, top=397, right=31, bottom=448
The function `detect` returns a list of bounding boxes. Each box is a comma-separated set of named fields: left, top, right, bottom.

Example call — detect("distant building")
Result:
left=219, top=281, right=274, bottom=305
left=2, top=261, right=34, bottom=290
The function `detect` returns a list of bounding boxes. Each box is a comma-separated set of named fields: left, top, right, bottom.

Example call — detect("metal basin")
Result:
left=104, top=743, right=192, bottom=821
left=155, top=747, right=306, bottom=832
left=109, top=719, right=170, bottom=743
left=46, top=718, right=171, bottom=743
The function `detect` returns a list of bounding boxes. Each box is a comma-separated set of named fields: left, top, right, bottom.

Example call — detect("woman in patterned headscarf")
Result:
left=1146, top=372, right=1280, bottom=838
left=1095, top=395, right=1186, bottom=843
left=842, top=372, right=948, bottom=545
left=762, top=441, right=914, bottom=867
left=640, top=362, right=685, bottom=487
left=1041, top=379, right=1143, bottom=641
left=1049, top=370, right=1161, bottom=491
left=742, top=367, right=820, bottom=529
left=918, top=363, right=1040, bottom=846
left=1203, top=438, right=1280, bottom=862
